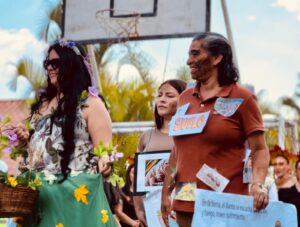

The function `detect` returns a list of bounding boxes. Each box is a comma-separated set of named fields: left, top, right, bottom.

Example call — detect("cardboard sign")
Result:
left=214, top=98, right=243, bottom=117
left=144, top=189, right=179, bottom=227
left=192, top=189, right=297, bottom=227
left=196, top=164, right=229, bottom=192
left=169, top=103, right=210, bottom=136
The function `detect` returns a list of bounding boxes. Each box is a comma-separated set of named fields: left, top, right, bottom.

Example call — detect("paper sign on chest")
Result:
left=169, top=103, right=210, bottom=136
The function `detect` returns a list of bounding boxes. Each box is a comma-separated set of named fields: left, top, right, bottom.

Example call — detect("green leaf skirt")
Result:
left=25, top=173, right=117, bottom=227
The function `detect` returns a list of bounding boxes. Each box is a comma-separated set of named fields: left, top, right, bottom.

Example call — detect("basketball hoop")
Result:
left=95, top=9, right=140, bottom=43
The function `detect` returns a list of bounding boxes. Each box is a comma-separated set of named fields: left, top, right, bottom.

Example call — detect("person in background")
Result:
left=161, top=32, right=269, bottom=227
left=14, top=40, right=115, bottom=226
left=278, top=159, right=300, bottom=226
left=116, top=164, right=140, bottom=227
left=133, top=79, right=187, bottom=226
left=273, top=155, right=297, bottom=190
left=103, top=180, right=122, bottom=227
left=104, top=178, right=140, bottom=227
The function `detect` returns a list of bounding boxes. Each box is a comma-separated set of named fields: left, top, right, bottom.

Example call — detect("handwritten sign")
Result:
left=144, top=189, right=179, bottom=227
left=169, top=103, right=210, bottom=136
left=214, top=98, right=243, bottom=117
left=196, top=164, right=229, bottom=192
left=192, top=189, right=297, bottom=227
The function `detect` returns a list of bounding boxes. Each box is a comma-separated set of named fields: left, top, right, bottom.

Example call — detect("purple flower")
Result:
left=109, top=151, right=124, bottom=162
left=6, top=130, right=19, bottom=146
left=3, top=146, right=12, bottom=153
left=66, top=41, right=75, bottom=48
left=88, top=86, right=98, bottom=97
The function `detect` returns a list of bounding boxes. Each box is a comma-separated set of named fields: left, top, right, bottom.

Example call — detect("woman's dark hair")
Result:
left=31, top=41, right=92, bottom=180
left=122, top=164, right=135, bottom=196
left=154, top=79, right=187, bottom=129
left=193, top=32, right=239, bottom=86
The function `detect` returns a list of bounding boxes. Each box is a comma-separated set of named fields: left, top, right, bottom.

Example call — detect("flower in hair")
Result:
left=55, top=39, right=81, bottom=55
left=66, top=41, right=75, bottom=48
left=88, top=86, right=98, bottom=97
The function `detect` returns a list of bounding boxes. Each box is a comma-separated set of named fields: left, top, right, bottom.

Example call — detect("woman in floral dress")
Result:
left=14, top=40, right=116, bottom=226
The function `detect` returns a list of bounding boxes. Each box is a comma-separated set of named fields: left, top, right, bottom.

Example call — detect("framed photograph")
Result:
left=134, top=150, right=171, bottom=195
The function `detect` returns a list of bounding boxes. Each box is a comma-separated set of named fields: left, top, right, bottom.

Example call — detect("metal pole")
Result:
left=220, top=0, right=239, bottom=75
left=87, top=44, right=102, bottom=92
left=278, top=117, right=285, bottom=150
left=162, top=39, right=171, bottom=82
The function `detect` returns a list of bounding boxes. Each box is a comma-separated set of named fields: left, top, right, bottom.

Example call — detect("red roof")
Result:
left=0, top=100, right=31, bottom=175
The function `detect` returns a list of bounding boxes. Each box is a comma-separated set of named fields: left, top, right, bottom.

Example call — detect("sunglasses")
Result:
left=43, top=59, right=61, bottom=70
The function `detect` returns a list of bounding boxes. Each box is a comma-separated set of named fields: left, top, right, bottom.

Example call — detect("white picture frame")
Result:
left=134, top=150, right=171, bottom=195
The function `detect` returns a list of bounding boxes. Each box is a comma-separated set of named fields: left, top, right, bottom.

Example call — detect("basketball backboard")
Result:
left=63, top=0, right=210, bottom=44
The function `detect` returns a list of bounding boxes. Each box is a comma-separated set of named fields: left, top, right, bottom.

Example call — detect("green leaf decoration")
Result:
left=16, top=175, right=28, bottom=186
left=1, top=115, right=11, bottom=124
left=80, top=90, right=88, bottom=102
left=10, top=146, right=27, bottom=160
left=24, top=119, right=32, bottom=131
left=108, top=173, right=125, bottom=188
left=0, top=171, right=8, bottom=183
left=0, top=136, right=9, bottom=146
left=28, top=173, right=43, bottom=191
left=93, top=141, right=115, bottom=157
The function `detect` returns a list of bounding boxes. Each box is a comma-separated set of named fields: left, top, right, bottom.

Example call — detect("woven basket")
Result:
left=0, top=183, right=38, bottom=217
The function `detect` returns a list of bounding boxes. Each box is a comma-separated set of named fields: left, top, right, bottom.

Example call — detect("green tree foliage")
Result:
left=112, top=133, right=140, bottom=178
left=176, top=65, right=191, bottom=82
left=281, top=73, right=300, bottom=118
left=100, top=70, right=156, bottom=122
left=255, top=89, right=278, bottom=115
left=16, top=58, right=46, bottom=90
left=37, top=1, right=62, bottom=42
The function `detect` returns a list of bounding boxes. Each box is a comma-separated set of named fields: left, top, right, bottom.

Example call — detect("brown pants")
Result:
left=176, top=211, right=194, bottom=227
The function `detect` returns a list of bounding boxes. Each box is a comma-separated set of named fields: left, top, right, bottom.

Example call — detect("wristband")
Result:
left=250, top=182, right=268, bottom=194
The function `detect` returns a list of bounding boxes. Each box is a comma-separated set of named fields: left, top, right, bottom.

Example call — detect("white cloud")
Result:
left=247, top=15, right=257, bottom=22
left=0, top=29, right=47, bottom=99
left=273, top=0, right=300, bottom=21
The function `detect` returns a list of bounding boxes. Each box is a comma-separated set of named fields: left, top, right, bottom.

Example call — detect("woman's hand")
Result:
left=13, top=123, right=29, bottom=144
left=161, top=191, right=172, bottom=227
left=250, top=183, right=269, bottom=211
left=131, top=220, right=140, bottom=227
left=98, top=155, right=111, bottom=177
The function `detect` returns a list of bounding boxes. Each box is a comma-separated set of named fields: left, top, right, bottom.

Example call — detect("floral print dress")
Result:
left=25, top=99, right=116, bottom=227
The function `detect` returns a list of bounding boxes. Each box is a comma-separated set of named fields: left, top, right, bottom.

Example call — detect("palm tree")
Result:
left=100, top=70, right=156, bottom=122
left=16, top=58, right=46, bottom=90
left=36, top=0, right=62, bottom=42
left=281, top=73, right=300, bottom=118
left=176, top=65, right=191, bottom=82
left=256, top=89, right=278, bottom=115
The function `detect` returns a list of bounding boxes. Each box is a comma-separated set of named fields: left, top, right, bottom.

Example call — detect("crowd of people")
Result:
left=0, top=32, right=299, bottom=226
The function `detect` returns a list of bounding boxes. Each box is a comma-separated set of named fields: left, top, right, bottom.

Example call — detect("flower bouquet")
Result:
left=93, top=142, right=125, bottom=187
left=0, top=116, right=42, bottom=217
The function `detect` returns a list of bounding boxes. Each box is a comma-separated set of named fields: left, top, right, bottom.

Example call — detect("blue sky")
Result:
left=0, top=0, right=299, bottom=106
